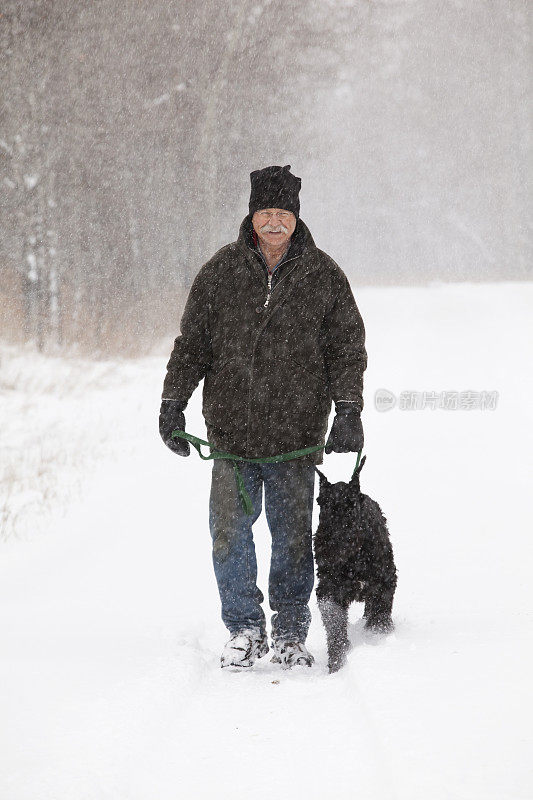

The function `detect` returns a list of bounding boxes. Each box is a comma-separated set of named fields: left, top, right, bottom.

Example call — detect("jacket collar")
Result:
left=236, top=214, right=320, bottom=287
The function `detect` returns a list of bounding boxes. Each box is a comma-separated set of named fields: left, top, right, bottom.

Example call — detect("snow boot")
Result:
left=220, top=628, right=269, bottom=669
left=271, top=639, right=315, bottom=669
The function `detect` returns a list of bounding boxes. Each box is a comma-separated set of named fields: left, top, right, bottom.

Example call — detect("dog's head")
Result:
left=315, top=455, right=366, bottom=510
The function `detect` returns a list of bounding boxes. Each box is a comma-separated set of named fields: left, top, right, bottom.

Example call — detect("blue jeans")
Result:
left=209, top=458, right=316, bottom=642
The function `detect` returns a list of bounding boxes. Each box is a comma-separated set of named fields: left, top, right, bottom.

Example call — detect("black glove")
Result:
left=159, top=399, right=190, bottom=457
left=325, top=402, right=364, bottom=454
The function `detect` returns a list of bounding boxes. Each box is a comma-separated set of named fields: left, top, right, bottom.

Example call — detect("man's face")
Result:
left=252, top=208, right=297, bottom=250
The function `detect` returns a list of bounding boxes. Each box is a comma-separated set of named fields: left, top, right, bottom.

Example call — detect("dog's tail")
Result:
left=352, top=454, right=366, bottom=478
left=347, top=454, right=367, bottom=490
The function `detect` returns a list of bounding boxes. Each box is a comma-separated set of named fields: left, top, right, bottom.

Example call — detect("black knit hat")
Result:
left=249, top=164, right=301, bottom=218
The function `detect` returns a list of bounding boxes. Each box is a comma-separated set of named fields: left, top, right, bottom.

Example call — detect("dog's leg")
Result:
left=363, top=590, right=395, bottom=633
left=318, top=597, right=350, bottom=673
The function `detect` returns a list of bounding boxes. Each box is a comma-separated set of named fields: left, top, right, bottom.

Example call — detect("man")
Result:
left=159, top=165, right=367, bottom=669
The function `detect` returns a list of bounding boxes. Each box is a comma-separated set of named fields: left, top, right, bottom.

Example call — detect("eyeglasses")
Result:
left=256, top=211, right=293, bottom=221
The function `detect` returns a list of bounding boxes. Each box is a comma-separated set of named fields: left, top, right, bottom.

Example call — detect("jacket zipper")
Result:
left=245, top=252, right=317, bottom=452
left=261, top=254, right=300, bottom=310
left=263, top=273, right=273, bottom=308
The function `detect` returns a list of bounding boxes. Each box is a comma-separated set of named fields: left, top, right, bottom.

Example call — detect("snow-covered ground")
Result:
left=1, top=281, right=532, bottom=800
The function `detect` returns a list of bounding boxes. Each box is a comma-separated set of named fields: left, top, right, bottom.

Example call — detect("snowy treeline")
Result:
left=1, top=0, right=530, bottom=354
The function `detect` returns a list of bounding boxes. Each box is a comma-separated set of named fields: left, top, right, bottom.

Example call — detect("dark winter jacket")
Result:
left=162, top=215, right=367, bottom=465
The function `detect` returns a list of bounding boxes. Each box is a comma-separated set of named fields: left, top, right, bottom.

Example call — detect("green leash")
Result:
left=171, top=429, right=362, bottom=516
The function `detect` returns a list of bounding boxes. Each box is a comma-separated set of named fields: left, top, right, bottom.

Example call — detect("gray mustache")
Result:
left=260, top=224, right=289, bottom=234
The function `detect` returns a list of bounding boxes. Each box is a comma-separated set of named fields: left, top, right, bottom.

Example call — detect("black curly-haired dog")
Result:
left=314, top=456, right=397, bottom=673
